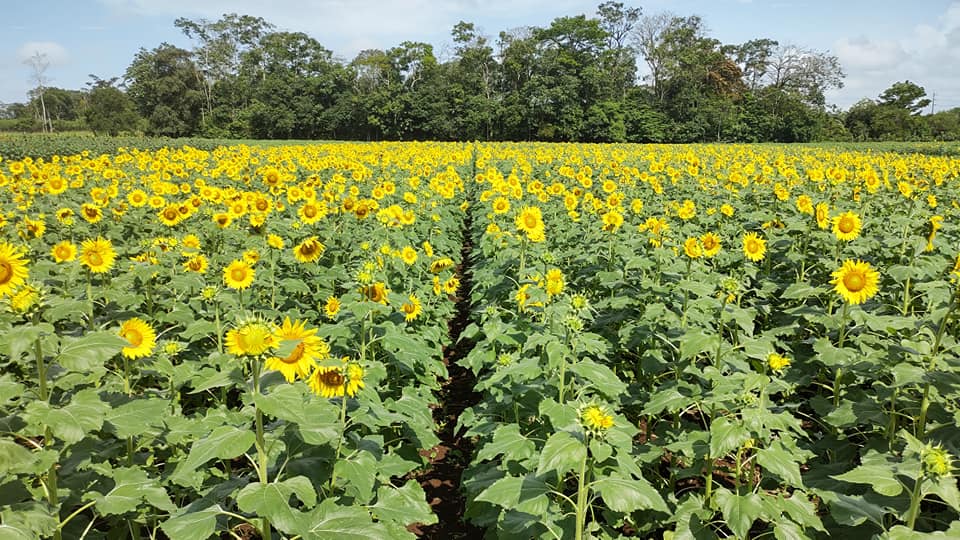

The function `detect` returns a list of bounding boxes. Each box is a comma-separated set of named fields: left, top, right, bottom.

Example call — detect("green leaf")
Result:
left=333, top=450, right=377, bottom=502
left=715, top=488, right=763, bottom=540
left=57, top=331, right=126, bottom=372
left=29, top=388, right=109, bottom=444
left=781, top=282, right=823, bottom=300
left=298, top=499, right=387, bottom=540
left=0, top=502, right=58, bottom=539
left=709, top=417, right=749, bottom=459
left=0, top=441, right=41, bottom=475
left=0, top=323, right=54, bottom=364
left=237, top=477, right=317, bottom=534
left=536, top=431, right=586, bottom=476
left=105, top=397, right=169, bottom=438
left=680, top=330, right=718, bottom=361
left=831, top=464, right=903, bottom=497
left=474, top=474, right=550, bottom=515
left=0, top=375, right=25, bottom=406
left=88, top=466, right=175, bottom=515
left=370, top=480, right=438, bottom=527
left=568, top=358, right=627, bottom=398
left=756, top=443, right=804, bottom=487
left=160, top=504, right=224, bottom=540
left=475, top=424, right=535, bottom=463
left=817, top=491, right=886, bottom=527
left=171, top=426, right=255, bottom=486
left=593, top=475, right=668, bottom=513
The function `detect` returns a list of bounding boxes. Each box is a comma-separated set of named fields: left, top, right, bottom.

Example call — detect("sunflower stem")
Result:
left=573, top=437, right=591, bottom=540
left=86, top=275, right=95, bottom=330
left=33, top=314, right=61, bottom=540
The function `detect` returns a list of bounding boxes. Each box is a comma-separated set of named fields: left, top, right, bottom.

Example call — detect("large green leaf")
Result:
left=536, top=431, right=586, bottom=476
left=369, top=480, right=438, bottom=527
left=475, top=423, right=535, bottom=463
left=709, top=416, right=749, bottom=459
left=237, top=477, right=317, bottom=534
left=756, top=443, right=804, bottom=487
left=298, top=499, right=387, bottom=540
left=57, top=331, right=126, bottom=372
left=474, top=474, right=550, bottom=516
left=568, top=358, right=627, bottom=398
left=87, top=466, right=175, bottom=515
left=715, top=488, right=763, bottom=540
left=160, top=504, right=224, bottom=540
left=171, top=426, right=255, bottom=486
left=593, top=475, right=668, bottom=513
left=831, top=464, right=903, bottom=497
left=28, top=388, right=109, bottom=444
left=105, top=397, right=169, bottom=438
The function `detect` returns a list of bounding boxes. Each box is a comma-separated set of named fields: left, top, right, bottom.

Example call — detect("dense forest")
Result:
left=2, top=3, right=959, bottom=142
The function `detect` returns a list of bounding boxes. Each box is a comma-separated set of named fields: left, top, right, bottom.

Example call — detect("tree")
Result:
left=83, top=78, right=140, bottom=136
left=879, top=81, right=930, bottom=114
left=23, top=52, right=52, bottom=132
left=125, top=43, right=204, bottom=136
left=766, top=45, right=844, bottom=106
left=596, top=2, right=641, bottom=98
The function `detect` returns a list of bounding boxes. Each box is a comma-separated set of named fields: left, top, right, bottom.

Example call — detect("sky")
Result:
left=2, top=0, right=960, bottom=112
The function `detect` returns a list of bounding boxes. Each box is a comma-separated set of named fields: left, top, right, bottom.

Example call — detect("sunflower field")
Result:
left=1, top=142, right=959, bottom=539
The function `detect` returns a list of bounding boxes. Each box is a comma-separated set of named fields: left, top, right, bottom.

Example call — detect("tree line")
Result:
left=2, top=4, right=958, bottom=142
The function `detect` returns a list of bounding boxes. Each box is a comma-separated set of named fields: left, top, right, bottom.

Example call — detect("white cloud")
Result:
left=16, top=41, right=69, bottom=66
left=831, top=1, right=960, bottom=110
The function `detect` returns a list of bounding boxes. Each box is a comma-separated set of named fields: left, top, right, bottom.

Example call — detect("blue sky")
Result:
left=3, top=0, right=959, bottom=111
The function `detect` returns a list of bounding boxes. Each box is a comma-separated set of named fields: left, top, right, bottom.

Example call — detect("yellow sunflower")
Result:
left=832, top=211, right=862, bottom=242
left=683, top=237, right=702, bottom=259
left=80, top=237, right=116, bottom=274
left=324, top=296, right=341, bottom=319
left=8, top=283, right=41, bottom=314
left=80, top=203, right=103, bottom=224
left=293, top=236, right=325, bottom=263
left=443, top=276, right=460, bottom=295
left=223, top=259, right=255, bottom=290
left=831, top=259, right=880, bottom=305
left=515, top=206, right=545, bottom=242
left=492, top=197, right=511, bottom=215
left=701, top=232, right=721, bottom=257
left=309, top=365, right=346, bottom=398
left=51, top=241, right=77, bottom=263
left=119, top=318, right=157, bottom=359
left=742, top=232, right=766, bottom=262
left=361, top=282, right=389, bottom=304
left=400, top=246, right=418, bottom=266
left=225, top=319, right=277, bottom=357
left=267, top=234, right=284, bottom=250
left=767, top=352, right=791, bottom=372
left=265, top=317, right=329, bottom=382
left=545, top=268, right=564, bottom=298
left=183, top=254, right=209, bottom=274
left=581, top=404, right=614, bottom=433
left=401, top=294, right=422, bottom=322
left=430, top=257, right=454, bottom=274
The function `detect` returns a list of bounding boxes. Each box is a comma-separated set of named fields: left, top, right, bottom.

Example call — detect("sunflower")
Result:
left=158, top=205, right=182, bottom=226
left=701, top=232, right=721, bottom=257
left=265, top=317, right=328, bottom=382
left=80, top=237, right=116, bottom=274
left=324, top=296, right=341, bottom=319
left=515, top=206, right=545, bottom=242
left=293, top=236, right=325, bottom=263
left=601, top=210, right=624, bottom=232
left=8, top=283, right=41, bottom=314
left=51, top=241, right=77, bottom=263
left=926, top=215, right=944, bottom=252
left=581, top=404, right=614, bottom=433
left=127, top=189, right=148, bottom=207
left=267, top=234, right=284, bottom=250
left=119, top=318, right=157, bottom=359
left=545, top=268, right=564, bottom=298
left=831, top=259, right=879, bottom=305
left=212, top=212, right=232, bottom=228
left=430, top=257, right=454, bottom=274
left=223, top=259, right=255, bottom=290
left=298, top=201, right=326, bottom=224
left=720, top=204, right=735, bottom=217
left=183, top=254, right=209, bottom=274
left=309, top=365, right=346, bottom=398
left=225, top=319, right=277, bottom=357
left=815, top=202, right=830, bottom=230
left=443, top=276, right=460, bottom=295
left=361, top=282, right=389, bottom=304
left=683, top=237, right=702, bottom=259
left=401, top=294, right=422, bottom=322
left=80, top=203, right=103, bottom=224
left=767, top=352, right=791, bottom=372
left=742, top=232, right=766, bottom=262
left=492, top=197, right=511, bottom=215
left=832, top=211, right=861, bottom=241
left=400, top=246, right=418, bottom=266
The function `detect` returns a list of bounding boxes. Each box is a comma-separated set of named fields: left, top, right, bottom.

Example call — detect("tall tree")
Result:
left=83, top=78, right=140, bottom=136
left=125, top=43, right=204, bottom=137
left=23, top=52, right=52, bottom=132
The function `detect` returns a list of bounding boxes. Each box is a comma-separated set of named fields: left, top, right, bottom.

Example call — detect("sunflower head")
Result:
left=742, top=232, right=766, bottom=262
left=119, top=318, right=157, bottom=359
left=581, top=403, right=615, bottom=435
left=832, top=211, right=862, bottom=242
left=80, top=237, right=116, bottom=274
left=225, top=318, right=278, bottom=357
left=831, top=259, right=880, bottom=305
left=0, top=242, right=30, bottom=297
left=223, top=259, right=255, bottom=290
